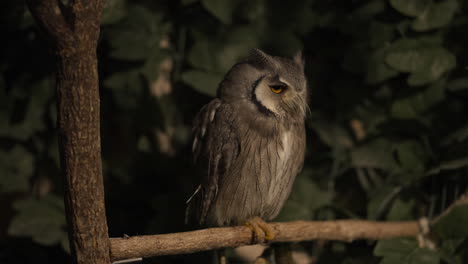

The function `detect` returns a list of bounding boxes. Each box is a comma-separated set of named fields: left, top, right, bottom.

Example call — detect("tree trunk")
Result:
left=26, top=1, right=110, bottom=264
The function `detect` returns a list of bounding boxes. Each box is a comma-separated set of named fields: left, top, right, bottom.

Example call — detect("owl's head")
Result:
left=218, top=49, right=308, bottom=120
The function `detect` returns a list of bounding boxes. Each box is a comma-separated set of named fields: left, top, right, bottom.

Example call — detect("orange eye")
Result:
left=270, top=85, right=286, bottom=94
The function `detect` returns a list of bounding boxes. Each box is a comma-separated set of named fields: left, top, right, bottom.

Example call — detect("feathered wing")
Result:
left=188, top=99, right=241, bottom=226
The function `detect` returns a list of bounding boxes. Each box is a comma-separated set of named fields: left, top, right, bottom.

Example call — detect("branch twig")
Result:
left=110, top=220, right=419, bottom=261
left=432, top=191, right=468, bottom=223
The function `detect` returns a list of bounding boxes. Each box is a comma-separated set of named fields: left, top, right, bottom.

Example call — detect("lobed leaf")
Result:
left=412, top=0, right=458, bottom=32
left=374, top=238, right=440, bottom=264
left=201, top=0, right=236, bottom=24
left=351, top=139, right=396, bottom=170
left=389, top=0, right=431, bottom=17
left=0, top=145, right=34, bottom=192
left=181, top=70, right=223, bottom=97
left=8, top=195, right=67, bottom=246
left=433, top=204, right=468, bottom=239
left=277, top=169, right=331, bottom=221
left=390, top=80, right=445, bottom=119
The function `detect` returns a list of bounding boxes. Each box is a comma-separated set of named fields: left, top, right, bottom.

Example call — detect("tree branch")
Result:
left=109, top=220, right=419, bottom=261
left=26, top=0, right=72, bottom=43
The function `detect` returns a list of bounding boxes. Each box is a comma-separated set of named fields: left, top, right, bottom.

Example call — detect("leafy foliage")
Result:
left=1, top=0, right=468, bottom=263
left=8, top=195, right=68, bottom=249
left=374, top=238, right=440, bottom=264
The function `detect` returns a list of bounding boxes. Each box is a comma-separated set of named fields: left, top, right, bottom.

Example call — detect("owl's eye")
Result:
left=270, top=85, right=287, bottom=94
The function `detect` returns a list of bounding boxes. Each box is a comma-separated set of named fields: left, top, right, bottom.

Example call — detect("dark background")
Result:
left=1, top=0, right=468, bottom=263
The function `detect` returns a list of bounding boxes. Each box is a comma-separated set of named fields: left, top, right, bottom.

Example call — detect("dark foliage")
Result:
left=1, top=0, right=468, bottom=263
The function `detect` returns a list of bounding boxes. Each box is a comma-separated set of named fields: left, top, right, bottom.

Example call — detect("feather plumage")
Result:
left=187, top=49, right=307, bottom=227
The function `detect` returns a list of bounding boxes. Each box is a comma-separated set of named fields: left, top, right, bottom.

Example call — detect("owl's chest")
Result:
left=260, top=128, right=300, bottom=195
left=263, top=127, right=302, bottom=217
left=238, top=123, right=301, bottom=181
left=273, top=130, right=294, bottom=178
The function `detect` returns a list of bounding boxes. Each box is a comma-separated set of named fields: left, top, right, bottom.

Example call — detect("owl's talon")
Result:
left=245, top=220, right=265, bottom=243
left=264, top=231, right=276, bottom=241
left=245, top=217, right=276, bottom=244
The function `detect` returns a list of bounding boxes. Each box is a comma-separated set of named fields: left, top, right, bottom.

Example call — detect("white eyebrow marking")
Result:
left=279, top=77, right=292, bottom=87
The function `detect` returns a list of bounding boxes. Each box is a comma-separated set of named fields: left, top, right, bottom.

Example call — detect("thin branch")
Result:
left=26, top=0, right=72, bottom=44
left=109, top=220, right=420, bottom=261
left=432, top=191, right=468, bottom=223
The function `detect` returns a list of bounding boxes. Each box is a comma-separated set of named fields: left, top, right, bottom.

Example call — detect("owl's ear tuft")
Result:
left=250, top=48, right=269, bottom=59
left=293, top=50, right=305, bottom=69
left=249, top=48, right=275, bottom=68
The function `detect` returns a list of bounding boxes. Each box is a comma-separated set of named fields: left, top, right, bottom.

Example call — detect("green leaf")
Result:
left=106, top=6, right=165, bottom=61
left=351, top=0, right=386, bottom=20
left=385, top=37, right=441, bottom=71
left=438, top=239, right=465, bottom=264
left=433, top=204, right=468, bottom=239
left=389, top=0, right=431, bottom=17
left=374, top=238, right=440, bottom=264
left=310, top=120, right=353, bottom=149
left=8, top=195, right=67, bottom=246
left=391, top=80, right=445, bottom=119
left=0, top=145, right=34, bottom=192
left=427, top=156, right=468, bottom=175
left=217, top=27, right=259, bottom=72
left=354, top=102, right=388, bottom=135
left=368, top=186, right=401, bottom=220
left=387, top=199, right=415, bottom=221
left=0, top=78, right=53, bottom=140
left=102, top=0, right=127, bottom=25
left=61, top=235, right=70, bottom=254
left=187, top=40, right=222, bottom=72
left=201, top=0, right=236, bottom=24
left=386, top=47, right=429, bottom=73
left=394, top=140, right=427, bottom=182
left=369, top=21, right=396, bottom=49
left=366, top=47, right=399, bottom=84
left=412, top=0, right=458, bottom=32
left=375, top=238, right=418, bottom=257
left=267, top=30, right=303, bottom=57
left=137, top=136, right=151, bottom=152
left=276, top=169, right=331, bottom=221
left=103, top=70, right=144, bottom=108
left=385, top=37, right=455, bottom=86
left=188, top=27, right=258, bottom=74
left=442, top=124, right=468, bottom=146
left=351, top=139, right=396, bottom=169
left=408, top=50, right=456, bottom=86
left=181, top=70, right=223, bottom=97
left=447, top=78, right=468, bottom=92
left=386, top=46, right=455, bottom=86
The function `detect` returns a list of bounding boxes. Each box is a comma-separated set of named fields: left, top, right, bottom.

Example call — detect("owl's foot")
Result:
left=245, top=217, right=277, bottom=244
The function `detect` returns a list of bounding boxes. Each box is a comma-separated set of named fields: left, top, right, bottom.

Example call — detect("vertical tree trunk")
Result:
left=56, top=44, right=110, bottom=264
left=26, top=1, right=110, bottom=264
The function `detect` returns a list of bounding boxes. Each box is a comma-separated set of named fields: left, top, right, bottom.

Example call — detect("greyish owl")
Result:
left=188, top=48, right=308, bottom=241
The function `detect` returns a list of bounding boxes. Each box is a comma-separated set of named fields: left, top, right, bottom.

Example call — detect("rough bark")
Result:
left=26, top=1, right=110, bottom=264
left=110, top=220, right=420, bottom=261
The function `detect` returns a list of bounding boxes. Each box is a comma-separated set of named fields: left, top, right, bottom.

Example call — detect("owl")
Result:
left=188, top=49, right=308, bottom=241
